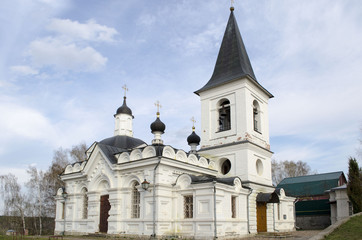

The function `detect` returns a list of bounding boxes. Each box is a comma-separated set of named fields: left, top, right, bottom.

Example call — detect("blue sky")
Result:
left=1, top=0, right=362, bottom=186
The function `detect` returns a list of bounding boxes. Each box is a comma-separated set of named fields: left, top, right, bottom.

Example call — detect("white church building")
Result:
left=55, top=7, right=296, bottom=239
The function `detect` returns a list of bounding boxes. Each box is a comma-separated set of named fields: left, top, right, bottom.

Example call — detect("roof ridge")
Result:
left=282, top=171, right=343, bottom=180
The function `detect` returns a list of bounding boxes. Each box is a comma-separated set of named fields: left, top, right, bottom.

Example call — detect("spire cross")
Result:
left=191, top=117, right=196, bottom=127
left=231, top=0, right=235, bottom=7
left=155, top=101, right=162, bottom=113
left=122, top=84, right=128, bottom=97
left=191, top=117, right=196, bottom=131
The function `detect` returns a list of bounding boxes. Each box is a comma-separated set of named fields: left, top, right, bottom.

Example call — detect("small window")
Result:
left=218, top=99, right=231, bottom=131
left=184, top=195, right=193, bottom=218
left=253, top=100, right=261, bottom=133
left=82, top=188, right=88, bottom=219
left=132, top=182, right=140, bottom=218
left=231, top=196, right=236, bottom=218
left=221, top=159, right=231, bottom=175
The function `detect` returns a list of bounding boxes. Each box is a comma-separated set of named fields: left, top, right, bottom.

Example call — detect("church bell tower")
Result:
left=196, top=7, right=274, bottom=187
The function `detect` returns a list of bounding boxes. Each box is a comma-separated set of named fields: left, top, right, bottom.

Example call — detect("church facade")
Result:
left=54, top=7, right=295, bottom=239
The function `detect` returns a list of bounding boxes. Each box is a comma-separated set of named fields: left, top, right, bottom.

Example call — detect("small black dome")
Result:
left=115, top=97, right=132, bottom=116
left=150, top=113, right=166, bottom=133
left=187, top=130, right=200, bottom=145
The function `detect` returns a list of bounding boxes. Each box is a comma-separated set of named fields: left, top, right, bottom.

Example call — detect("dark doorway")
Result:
left=99, top=195, right=111, bottom=233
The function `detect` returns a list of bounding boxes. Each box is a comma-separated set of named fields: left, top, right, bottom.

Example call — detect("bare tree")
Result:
left=272, top=159, right=314, bottom=186
left=0, top=174, right=27, bottom=233
left=69, top=142, right=87, bottom=162
left=26, top=166, right=46, bottom=235
left=43, top=142, right=87, bottom=217
left=43, top=147, right=70, bottom=218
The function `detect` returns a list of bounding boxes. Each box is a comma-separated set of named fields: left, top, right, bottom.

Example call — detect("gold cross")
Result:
left=231, top=0, right=235, bottom=7
left=191, top=117, right=196, bottom=127
left=155, top=100, right=162, bottom=113
left=122, top=84, right=128, bottom=97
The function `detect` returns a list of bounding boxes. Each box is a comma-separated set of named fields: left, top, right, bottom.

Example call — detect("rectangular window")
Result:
left=83, top=194, right=88, bottom=219
left=184, top=195, right=193, bottom=218
left=132, top=187, right=140, bottom=218
left=231, top=196, right=236, bottom=218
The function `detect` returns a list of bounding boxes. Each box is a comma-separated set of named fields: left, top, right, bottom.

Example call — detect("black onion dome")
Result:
left=187, top=129, right=200, bottom=145
left=100, top=135, right=146, bottom=149
left=150, top=113, right=166, bottom=133
left=115, top=97, right=132, bottom=116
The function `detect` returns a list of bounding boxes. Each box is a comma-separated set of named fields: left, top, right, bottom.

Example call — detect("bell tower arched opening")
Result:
left=218, top=99, right=231, bottom=132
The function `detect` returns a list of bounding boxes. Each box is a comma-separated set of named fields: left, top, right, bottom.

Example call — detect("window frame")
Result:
left=82, top=188, right=88, bottom=219
left=253, top=100, right=261, bottom=133
left=231, top=196, right=237, bottom=218
left=218, top=99, right=231, bottom=132
left=131, top=182, right=140, bottom=218
left=184, top=195, right=194, bottom=219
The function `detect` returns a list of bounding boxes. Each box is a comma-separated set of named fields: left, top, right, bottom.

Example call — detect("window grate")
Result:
left=132, top=183, right=140, bottom=218
left=83, top=192, right=88, bottom=219
left=184, top=195, right=193, bottom=218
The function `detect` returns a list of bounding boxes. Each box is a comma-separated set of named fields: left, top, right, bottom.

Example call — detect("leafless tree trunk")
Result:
left=0, top=174, right=27, bottom=234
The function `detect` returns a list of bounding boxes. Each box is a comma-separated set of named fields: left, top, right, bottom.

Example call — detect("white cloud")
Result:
left=28, top=37, right=107, bottom=72
left=0, top=101, right=56, bottom=141
left=10, top=65, right=39, bottom=75
left=47, top=18, right=118, bottom=42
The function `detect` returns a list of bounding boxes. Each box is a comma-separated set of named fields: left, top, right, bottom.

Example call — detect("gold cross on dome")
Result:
left=122, top=84, right=128, bottom=97
left=155, top=100, right=162, bottom=112
left=191, top=117, right=196, bottom=127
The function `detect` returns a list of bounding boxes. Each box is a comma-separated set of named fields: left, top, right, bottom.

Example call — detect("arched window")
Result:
left=131, top=182, right=140, bottom=218
left=253, top=100, right=261, bottom=133
left=81, top=188, right=88, bottom=219
left=218, top=99, right=231, bottom=131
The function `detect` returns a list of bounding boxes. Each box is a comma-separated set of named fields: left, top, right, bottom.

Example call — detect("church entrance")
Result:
left=99, top=195, right=111, bottom=233
left=257, top=202, right=267, bottom=232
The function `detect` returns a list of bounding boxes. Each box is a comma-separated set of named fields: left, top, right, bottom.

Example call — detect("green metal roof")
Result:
left=277, top=171, right=344, bottom=197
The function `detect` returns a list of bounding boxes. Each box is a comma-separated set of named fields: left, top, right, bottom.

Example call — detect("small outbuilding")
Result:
left=277, top=171, right=346, bottom=229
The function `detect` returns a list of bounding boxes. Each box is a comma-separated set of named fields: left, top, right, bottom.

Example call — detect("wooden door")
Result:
left=257, top=202, right=267, bottom=232
left=99, top=195, right=111, bottom=233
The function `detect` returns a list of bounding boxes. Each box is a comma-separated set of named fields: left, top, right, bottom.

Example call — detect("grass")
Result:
left=324, top=214, right=362, bottom=240
left=0, top=236, right=49, bottom=240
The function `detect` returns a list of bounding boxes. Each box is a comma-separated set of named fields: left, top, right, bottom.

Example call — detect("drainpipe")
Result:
left=213, top=180, right=217, bottom=239
left=152, top=154, right=162, bottom=238
left=247, top=188, right=253, bottom=234
left=273, top=203, right=279, bottom=232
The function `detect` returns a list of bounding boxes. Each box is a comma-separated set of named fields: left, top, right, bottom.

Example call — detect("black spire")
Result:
left=115, top=96, right=133, bottom=117
left=187, top=126, right=200, bottom=145
left=195, top=9, right=273, bottom=98
left=150, top=112, right=166, bottom=133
